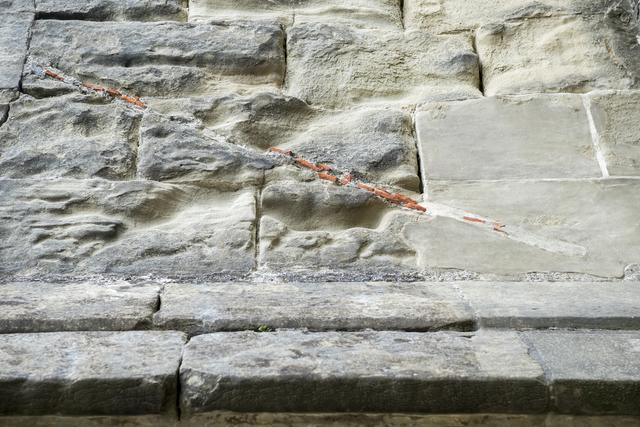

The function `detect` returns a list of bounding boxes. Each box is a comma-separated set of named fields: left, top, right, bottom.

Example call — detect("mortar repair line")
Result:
left=34, top=62, right=587, bottom=258
left=582, top=95, right=610, bottom=178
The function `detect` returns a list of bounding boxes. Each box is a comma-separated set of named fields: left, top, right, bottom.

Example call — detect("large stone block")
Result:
left=0, top=179, right=257, bottom=276
left=0, top=331, right=186, bottom=415
left=414, top=179, right=640, bottom=277
left=525, top=330, right=640, bottom=414
left=153, top=281, right=473, bottom=334
left=587, top=90, right=640, bottom=176
left=189, top=0, right=402, bottom=28
left=476, top=13, right=640, bottom=95
left=35, top=0, right=187, bottom=21
left=180, top=330, right=546, bottom=414
left=286, top=23, right=480, bottom=107
left=416, top=94, right=601, bottom=180
left=457, top=281, right=640, bottom=329
left=0, top=94, right=142, bottom=179
left=23, top=20, right=285, bottom=97
left=0, top=279, right=161, bottom=333
left=0, top=12, right=33, bottom=90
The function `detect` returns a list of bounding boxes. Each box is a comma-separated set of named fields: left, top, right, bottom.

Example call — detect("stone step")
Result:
left=2, top=280, right=639, bottom=334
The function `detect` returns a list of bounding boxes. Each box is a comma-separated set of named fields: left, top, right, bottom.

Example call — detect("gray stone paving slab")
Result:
left=416, top=95, right=600, bottom=180
left=525, top=330, right=640, bottom=415
left=421, top=179, right=640, bottom=277
left=153, top=282, right=473, bottom=334
left=457, top=281, right=640, bottom=329
left=587, top=90, right=640, bottom=176
left=180, top=330, right=546, bottom=414
left=35, top=0, right=187, bottom=21
left=0, top=331, right=186, bottom=416
left=0, top=279, right=161, bottom=333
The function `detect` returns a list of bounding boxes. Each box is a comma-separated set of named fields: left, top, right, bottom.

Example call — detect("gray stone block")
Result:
left=153, top=282, right=474, bottom=334
left=180, top=330, right=547, bottom=414
left=525, top=330, right=640, bottom=415
left=457, top=281, right=640, bottom=329
left=0, top=279, right=161, bottom=333
left=0, top=331, right=186, bottom=416
left=0, top=12, right=33, bottom=90
left=416, top=95, right=601, bottom=180
left=35, top=0, right=187, bottom=21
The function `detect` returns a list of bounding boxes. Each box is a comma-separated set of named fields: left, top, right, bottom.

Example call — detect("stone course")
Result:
left=2, top=0, right=640, bottom=423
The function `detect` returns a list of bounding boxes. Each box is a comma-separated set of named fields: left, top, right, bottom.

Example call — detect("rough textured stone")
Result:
left=153, top=282, right=473, bottom=334
left=0, top=12, right=33, bottom=90
left=23, top=20, right=285, bottom=97
left=0, top=94, right=141, bottom=179
left=189, top=0, right=402, bottom=28
left=476, top=13, right=640, bottom=95
left=180, top=330, right=546, bottom=414
left=258, top=177, right=422, bottom=274
left=35, top=0, right=187, bottom=21
left=0, top=279, right=161, bottom=333
left=413, top=179, right=640, bottom=277
left=588, top=90, right=640, bottom=176
left=0, top=331, right=186, bottom=415
left=525, top=330, right=640, bottom=415
left=0, top=179, right=257, bottom=276
left=457, top=281, right=640, bottom=329
left=286, top=23, right=480, bottom=107
left=416, top=95, right=600, bottom=180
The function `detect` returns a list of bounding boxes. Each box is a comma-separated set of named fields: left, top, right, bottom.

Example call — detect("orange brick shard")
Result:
left=318, top=172, right=338, bottom=182
left=340, top=173, right=353, bottom=185
left=356, top=182, right=375, bottom=192
left=405, top=202, right=427, bottom=213
left=44, top=69, right=65, bottom=81
left=463, top=216, right=486, bottom=224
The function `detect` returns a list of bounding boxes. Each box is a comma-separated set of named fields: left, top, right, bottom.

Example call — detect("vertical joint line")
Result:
left=582, top=95, right=610, bottom=178
left=253, top=172, right=265, bottom=270
left=411, top=106, right=426, bottom=197
left=399, top=0, right=406, bottom=30
left=280, top=23, right=288, bottom=90
left=471, top=33, right=485, bottom=96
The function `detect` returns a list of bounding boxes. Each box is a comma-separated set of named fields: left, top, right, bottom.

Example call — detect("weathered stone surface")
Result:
left=525, top=330, right=640, bottom=415
left=23, top=20, right=285, bottom=97
left=476, top=13, right=640, bottom=96
left=457, top=281, right=640, bottom=329
left=0, top=331, right=186, bottom=415
left=416, top=95, right=600, bottom=180
left=35, top=0, right=187, bottom=21
left=153, top=282, right=473, bottom=334
left=0, top=12, right=33, bottom=90
left=0, top=179, right=257, bottom=276
left=404, top=0, right=631, bottom=33
left=180, top=330, right=546, bottom=414
left=0, top=94, right=141, bottom=179
left=138, top=112, right=274, bottom=188
left=412, top=179, right=640, bottom=277
left=588, top=90, right=640, bottom=176
left=258, top=177, right=422, bottom=273
left=0, top=279, right=161, bottom=333
left=189, top=0, right=401, bottom=28
left=286, top=23, right=480, bottom=107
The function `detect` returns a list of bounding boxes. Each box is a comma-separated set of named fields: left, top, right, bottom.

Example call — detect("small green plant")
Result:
left=255, top=324, right=274, bottom=333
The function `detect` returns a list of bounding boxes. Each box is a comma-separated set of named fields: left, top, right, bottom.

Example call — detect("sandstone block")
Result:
left=416, top=95, right=600, bottom=180
left=0, top=279, right=161, bottom=333
left=180, top=330, right=546, bottom=414
left=0, top=331, right=185, bottom=415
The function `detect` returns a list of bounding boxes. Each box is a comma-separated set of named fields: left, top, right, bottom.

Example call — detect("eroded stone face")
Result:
left=286, top=23, right=481, bottom=107
left=23, top=19, right=285, bottom=97
left=35, top=0, right=187, bottom=21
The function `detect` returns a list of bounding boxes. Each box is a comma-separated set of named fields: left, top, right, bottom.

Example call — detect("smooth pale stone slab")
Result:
left=588, top=91, right=640, bottom=176
left=476, top=14, right=640, bottom=96
left=23, top=20, right=284, bottom=97
left=525, top=330, right=640, bottom=415
left=180, top=330, right=546, bottom=414
left=189, top=0, right=402, bottom=28
left=286, top=23, right=480, bottom=108
left=35, top=0, right=187, bottom=21
left=404, top=0, right=627, bottom=33
left=457, top=281, right=640, bottom=329
left=0, top=179, right=257, bottom=276
left=412, top=179, right=640, bottom=277
left=0, top=12, right=33, bottom=90
left=153, top=282, right=474, bottom=334
left=0, top=94, right=142, bottom=179
left=0, top=331, right=186, bottom=416
left=416, top=95, right=600, bottom=180
left=0, top=280, right=161, bottom=333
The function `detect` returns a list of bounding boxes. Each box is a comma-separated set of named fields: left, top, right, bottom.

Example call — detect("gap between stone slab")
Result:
left=471, top=33, right=485, bottom=96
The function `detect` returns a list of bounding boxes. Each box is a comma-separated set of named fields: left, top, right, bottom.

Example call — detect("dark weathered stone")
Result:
left=35, top=0, right=187, bottom=21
